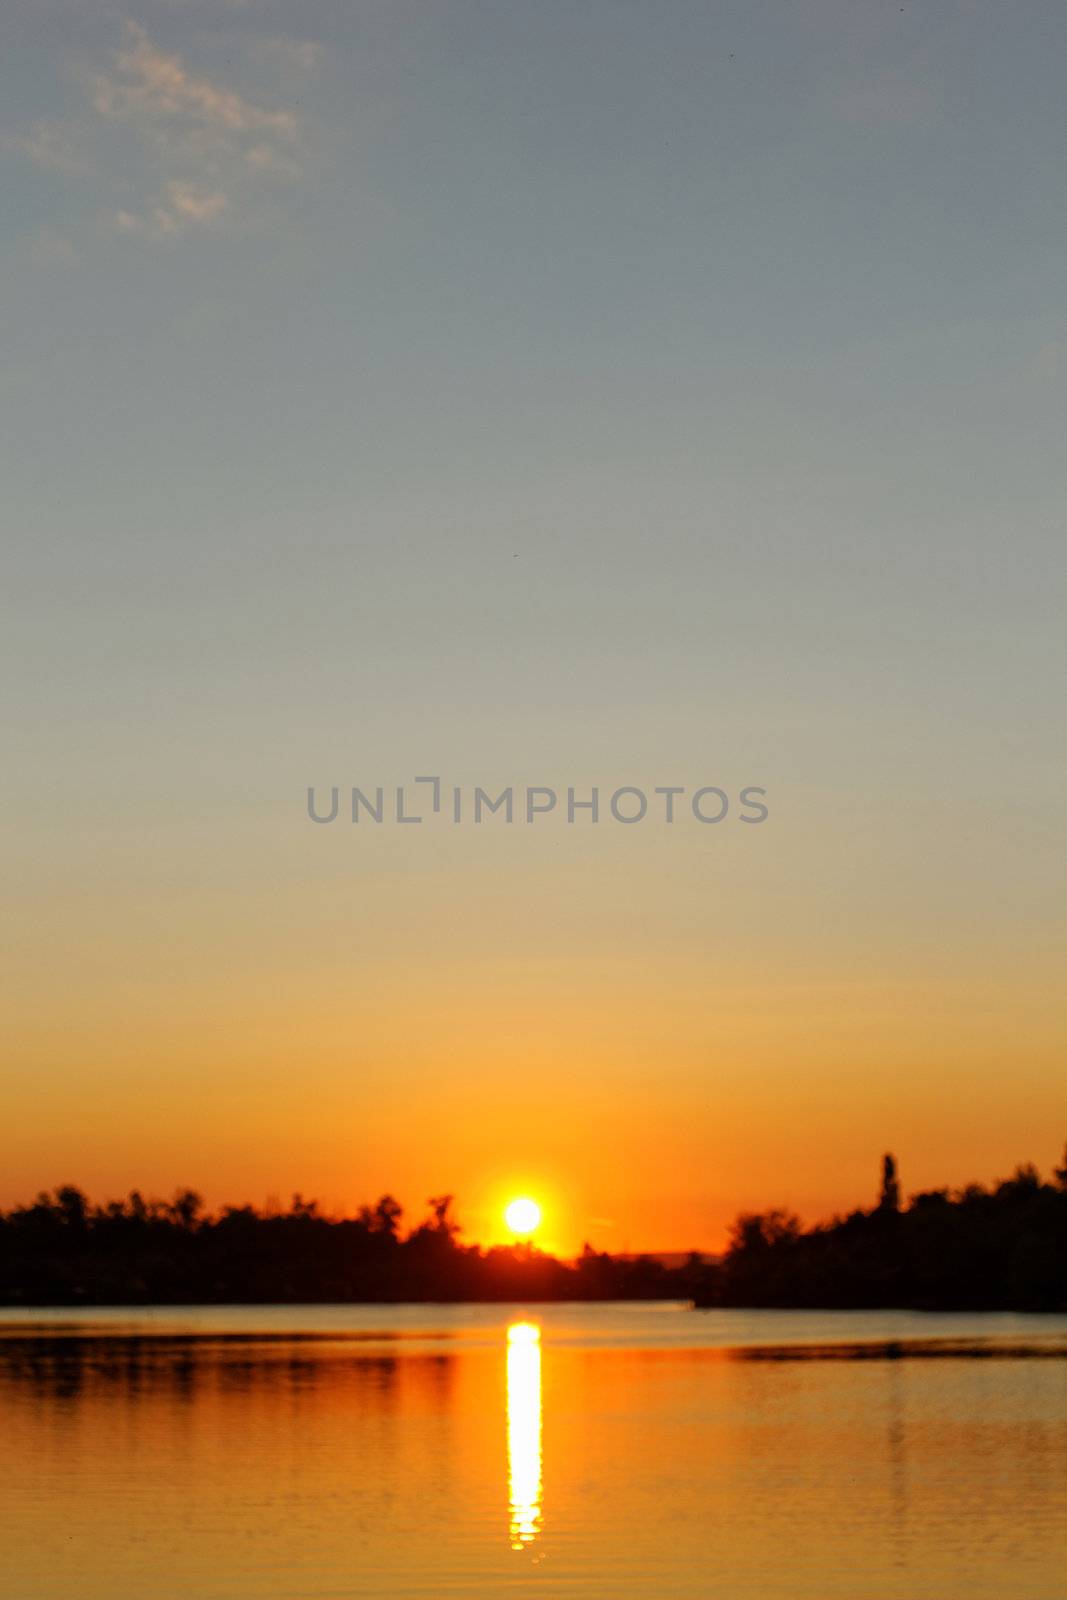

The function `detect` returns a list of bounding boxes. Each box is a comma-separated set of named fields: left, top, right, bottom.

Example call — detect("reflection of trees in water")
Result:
left=885, top=1359, right=910, bottom=1562
left=726, top=1341, right=1067, bottom=1362
left=0, top=1337, right=463, bottom=1410
left=2, top=1330, right=1060, bottom=1409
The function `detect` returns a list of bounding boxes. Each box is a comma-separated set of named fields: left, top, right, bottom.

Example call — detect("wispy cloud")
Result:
left=116, top=179, right=228, bottom=239
left=13, top=17, right=314, bottom=243
left=92, top=22, right=297, bottom=142
left=8, top=119, right=96, bottom=178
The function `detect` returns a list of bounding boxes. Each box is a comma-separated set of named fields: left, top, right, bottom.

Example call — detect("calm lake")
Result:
left=2, top=1304, right=1066, bottom=1598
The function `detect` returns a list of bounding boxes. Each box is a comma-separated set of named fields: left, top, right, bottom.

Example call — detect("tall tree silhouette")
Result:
left=878, top=1153, right=901, bottom=1213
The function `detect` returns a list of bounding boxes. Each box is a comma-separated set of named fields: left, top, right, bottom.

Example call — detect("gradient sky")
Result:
left=3, top=0, right=1065, bottom=1252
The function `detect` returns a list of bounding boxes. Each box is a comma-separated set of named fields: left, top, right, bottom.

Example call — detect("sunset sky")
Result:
left=3, top=1, right=1065, bottom=1253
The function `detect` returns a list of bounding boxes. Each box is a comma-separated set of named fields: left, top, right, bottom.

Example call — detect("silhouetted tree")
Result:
left=426, top=1195, right=458, bottom=1236
left=56, top=1186, right=88, bottom=1230
left=691, top=1148, right=1067, bottom=1313
left=369, top=1195, right=403, bottom=1237
left=879, top=1153, right=900, bottom=1213
left=170, top=1190, right=203, bottom=1231
left=2, top=1151, right=1065, bottom=1309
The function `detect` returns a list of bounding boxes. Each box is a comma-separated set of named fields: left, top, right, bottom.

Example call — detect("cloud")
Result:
left=7, top=119, right=96, bottom=178
left=115, top=179, right=228, bottom=239
left=243, top=142, right=301, bottom=178
left=92, top=21, right=297, bottom=142
left=12, top=17, right=311, bottom=244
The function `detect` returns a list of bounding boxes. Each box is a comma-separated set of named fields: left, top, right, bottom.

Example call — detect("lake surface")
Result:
left=1, top=1304, right=1065, bottom=1598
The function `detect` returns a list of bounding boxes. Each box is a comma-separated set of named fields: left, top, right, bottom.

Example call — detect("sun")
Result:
left=504, top=1196, right=542, bottom=1237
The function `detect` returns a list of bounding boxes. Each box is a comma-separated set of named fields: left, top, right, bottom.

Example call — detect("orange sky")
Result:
left=5, top=796, right=1063, bottom=1254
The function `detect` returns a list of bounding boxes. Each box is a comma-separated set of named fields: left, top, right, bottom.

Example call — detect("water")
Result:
left=1, top=1304, right=1065, bottom=1598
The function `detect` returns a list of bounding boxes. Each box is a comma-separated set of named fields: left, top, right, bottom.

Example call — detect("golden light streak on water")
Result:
left=506, top=1320, right=543, bottom=1550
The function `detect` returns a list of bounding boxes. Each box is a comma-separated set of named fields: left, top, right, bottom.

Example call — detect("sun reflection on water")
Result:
left=506, top=1321, right=543, bottom=1551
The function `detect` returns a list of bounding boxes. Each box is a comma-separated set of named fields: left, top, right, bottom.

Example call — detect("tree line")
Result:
left=695, top=1151, right=1067, bottom=1312
left=0, top=1188, right=692, bottom=1305
left=1, top=1150, right=1065, bottom=1309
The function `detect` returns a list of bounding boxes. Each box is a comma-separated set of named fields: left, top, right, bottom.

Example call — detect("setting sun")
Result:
left=504, top=1197, right=542, bottom=1237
